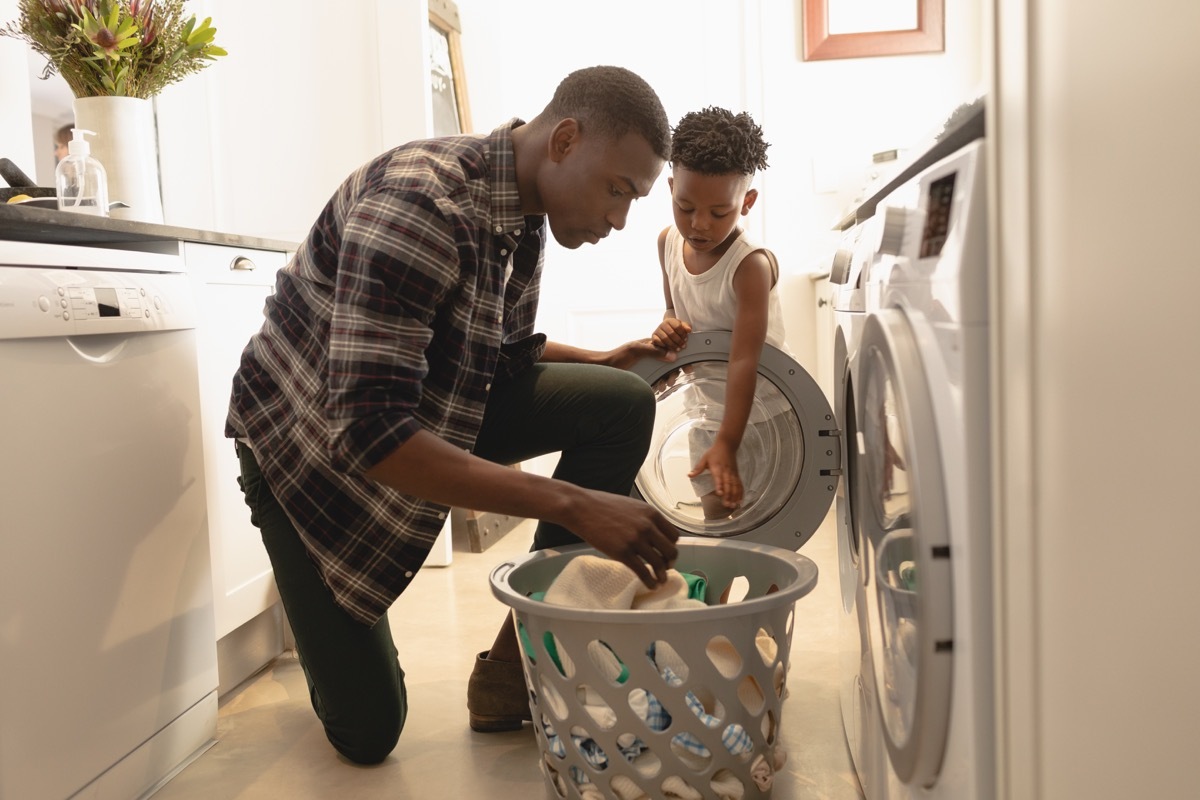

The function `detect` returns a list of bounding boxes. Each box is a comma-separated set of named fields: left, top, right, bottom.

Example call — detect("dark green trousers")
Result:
left=236, top=363, right=655, bottom=763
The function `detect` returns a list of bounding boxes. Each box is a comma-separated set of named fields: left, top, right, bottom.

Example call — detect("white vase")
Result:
left=73, top=96, right=164, bottom=224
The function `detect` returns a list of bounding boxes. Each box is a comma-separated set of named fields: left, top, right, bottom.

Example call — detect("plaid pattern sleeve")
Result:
left=225, top=120, right=545, bottom=625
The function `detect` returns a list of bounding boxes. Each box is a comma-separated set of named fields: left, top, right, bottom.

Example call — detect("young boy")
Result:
left=650, top=106, right=789, bottom=519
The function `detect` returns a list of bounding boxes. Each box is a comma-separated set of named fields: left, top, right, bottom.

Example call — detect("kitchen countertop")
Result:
left=0, top=203, right=298, bottom=252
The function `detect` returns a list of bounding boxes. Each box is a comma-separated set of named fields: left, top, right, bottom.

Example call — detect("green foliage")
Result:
left=1, top=0, right=227, bottom=98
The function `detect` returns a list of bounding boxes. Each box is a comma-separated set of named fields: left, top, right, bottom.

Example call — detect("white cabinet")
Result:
left=811, top=273, right=835, bottom=404
left=185, top=241, right=286, bottom=641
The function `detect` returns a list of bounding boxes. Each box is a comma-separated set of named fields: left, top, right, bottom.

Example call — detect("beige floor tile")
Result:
left=154, top=512, right=863, bottom=799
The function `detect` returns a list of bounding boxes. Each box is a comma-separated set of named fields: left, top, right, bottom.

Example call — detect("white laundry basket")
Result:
left=490, top=538, right=819, bottom=800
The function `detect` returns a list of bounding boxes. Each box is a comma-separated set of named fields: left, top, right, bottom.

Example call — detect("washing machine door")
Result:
left=629, top=331, right=838, bottom=551
left=855, top=309, right=954, bottom=788
left=835, top=316, right=867, bottom=595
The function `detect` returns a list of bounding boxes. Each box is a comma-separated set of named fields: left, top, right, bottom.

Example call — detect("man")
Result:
left=225, top=65, right=680, bottom=764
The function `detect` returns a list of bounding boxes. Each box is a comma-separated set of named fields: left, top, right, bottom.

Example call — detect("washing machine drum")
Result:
left=629, top=331, right=839, bottom=551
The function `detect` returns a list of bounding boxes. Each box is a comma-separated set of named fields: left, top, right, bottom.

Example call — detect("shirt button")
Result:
left=405, top=571, right=414, bottom=579
left=500, top=248, right=508, bottom=256
left=438, top=511, right=446, bottom=519
left=485, top=382, right=492, bottom=391
left=496, top=315, right=503, bottom=323
left=515, top=228, right=523, bottom=236
left=494, top=224, right=503, bottom=233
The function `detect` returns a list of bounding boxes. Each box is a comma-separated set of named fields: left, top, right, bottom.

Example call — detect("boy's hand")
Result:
left=689, top=440, right=744, bottom=508
left=651, top=318, right=692, bottom=351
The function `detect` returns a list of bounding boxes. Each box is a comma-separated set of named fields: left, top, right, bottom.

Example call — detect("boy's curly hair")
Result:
left=670, top=106, right=770, bottom=176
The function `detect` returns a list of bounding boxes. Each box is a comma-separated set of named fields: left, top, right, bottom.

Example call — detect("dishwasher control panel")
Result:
left=62, top=285, right=146, bottom=320
left=0, top=267, right=197, bottom=339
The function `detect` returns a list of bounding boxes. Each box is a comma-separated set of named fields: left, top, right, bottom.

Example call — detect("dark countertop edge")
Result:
left=834, top=98, right=986, bottom=231
left=0, top=203, right=299, bottom=252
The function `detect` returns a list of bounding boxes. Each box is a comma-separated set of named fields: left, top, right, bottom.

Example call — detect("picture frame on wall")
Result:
left=428, top=0, right=472, bottom=135
left=801, top=0, right=944, bottom=61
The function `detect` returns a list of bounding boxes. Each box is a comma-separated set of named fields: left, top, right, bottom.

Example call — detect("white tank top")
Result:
left=662, top=226, right=791, bottom=354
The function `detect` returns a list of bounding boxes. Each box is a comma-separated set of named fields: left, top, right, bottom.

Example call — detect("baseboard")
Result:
left=70, top=691, right=218, bottom=800
left=215, top=603, right=287, bottom=698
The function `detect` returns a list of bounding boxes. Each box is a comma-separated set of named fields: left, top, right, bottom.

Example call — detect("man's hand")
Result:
left=651, top=318, right=692, bottom=352
left=563, top=489, right=681, bottom=588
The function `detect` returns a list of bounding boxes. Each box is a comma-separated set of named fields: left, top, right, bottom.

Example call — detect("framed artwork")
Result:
left=428, top=0, right=472, bottom=135
left=801, top=0, right=944, bottom=61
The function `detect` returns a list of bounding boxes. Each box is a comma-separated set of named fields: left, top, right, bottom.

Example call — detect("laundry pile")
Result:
left=542, top=554, right=710, bottom=611
left=526, top=556, right=788, bottom=800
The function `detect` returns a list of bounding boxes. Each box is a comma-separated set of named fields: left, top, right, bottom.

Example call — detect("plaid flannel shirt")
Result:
left=226, top=120, right=546, bottom=625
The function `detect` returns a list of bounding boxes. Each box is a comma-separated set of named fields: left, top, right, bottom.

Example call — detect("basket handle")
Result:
left=490, top=561, right=517, bottom=586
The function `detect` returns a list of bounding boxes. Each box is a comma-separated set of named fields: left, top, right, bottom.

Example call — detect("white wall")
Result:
left=993, top=0, right=1200, bottom=797
left=754, top=0, right=984, bottom=271
left=0, top=0, right=36, bottom=178
left=155, top=0, right=425, bottom=242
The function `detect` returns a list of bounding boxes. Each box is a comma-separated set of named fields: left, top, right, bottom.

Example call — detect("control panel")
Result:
left=0, top=268, right=197, bottom=340
left=61, top=285, right=148, bottom=321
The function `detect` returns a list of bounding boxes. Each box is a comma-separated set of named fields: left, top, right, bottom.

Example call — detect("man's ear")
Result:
left=548, top=118, right=580, bottom=163
left=741, top=187, right=759, bottom=215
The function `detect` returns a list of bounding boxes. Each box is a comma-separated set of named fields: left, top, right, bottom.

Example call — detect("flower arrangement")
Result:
left=1, top=0, right=226, bottom=99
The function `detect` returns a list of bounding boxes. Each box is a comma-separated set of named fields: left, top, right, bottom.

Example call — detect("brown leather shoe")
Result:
left=467, top=650, right=533, bottom=732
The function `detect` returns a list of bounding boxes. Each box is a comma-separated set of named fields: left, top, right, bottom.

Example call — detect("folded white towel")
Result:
left=543, top=555, right=706, bottom=611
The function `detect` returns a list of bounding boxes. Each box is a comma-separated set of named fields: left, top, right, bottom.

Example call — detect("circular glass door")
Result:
left=856, top=309, right=953, bottom=788
left=630, top=332, right=839, bottom=551
left=636, top=360, right=803, bottom=536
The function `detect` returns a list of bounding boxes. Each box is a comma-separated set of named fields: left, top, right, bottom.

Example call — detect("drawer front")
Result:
left=183, top=241, right=288, bottom=287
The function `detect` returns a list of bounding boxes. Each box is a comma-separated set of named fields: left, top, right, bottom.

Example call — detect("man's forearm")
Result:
left=540, top=340, right=607, bottom=364
left=363, top=429, right=585, bottom=526
left=542, top=338, right=675, bottom=371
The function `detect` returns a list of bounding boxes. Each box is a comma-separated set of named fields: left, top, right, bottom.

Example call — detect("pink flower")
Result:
left=130, top=0, right=156, bottom=45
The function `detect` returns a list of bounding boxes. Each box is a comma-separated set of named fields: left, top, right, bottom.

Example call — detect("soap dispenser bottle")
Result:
left=55, top=128, right=109, bottom=216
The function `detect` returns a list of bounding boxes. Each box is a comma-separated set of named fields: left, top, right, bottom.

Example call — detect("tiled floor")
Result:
left=154, top=511, right=864, bottom=800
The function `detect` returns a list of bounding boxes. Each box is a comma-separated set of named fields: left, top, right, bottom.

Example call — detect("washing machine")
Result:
left=628, top=332, right=839, bottom=551
left=827, top=215, right=878, bottom=794
left=852, top=135, right=993, bottom=800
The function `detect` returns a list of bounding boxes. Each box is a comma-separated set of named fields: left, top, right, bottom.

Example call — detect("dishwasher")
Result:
left=0, top=240, right=218, bottom=799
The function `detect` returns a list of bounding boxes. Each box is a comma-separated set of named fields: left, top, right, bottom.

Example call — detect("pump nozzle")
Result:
left=67, top=128, right=96, bottom=157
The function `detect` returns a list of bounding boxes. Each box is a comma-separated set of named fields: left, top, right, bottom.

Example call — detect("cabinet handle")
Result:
left=817, top=298, right=829, bottom=307
left=230, top=256, right=257, bottom=271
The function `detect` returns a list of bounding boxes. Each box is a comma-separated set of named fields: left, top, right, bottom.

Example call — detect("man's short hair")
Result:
left=543, top=65, right=671, bottom=161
